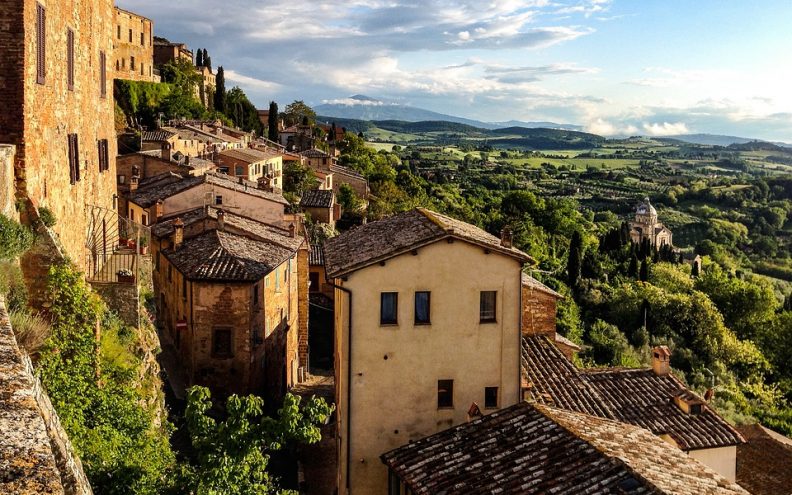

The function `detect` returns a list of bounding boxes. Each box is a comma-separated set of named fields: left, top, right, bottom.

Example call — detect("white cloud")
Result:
left=224, top=70, right=281, bottom=91
left=642, top=122, right=689, bottom=136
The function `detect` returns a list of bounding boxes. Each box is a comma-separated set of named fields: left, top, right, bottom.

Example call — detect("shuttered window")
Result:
left=36, top=3, right=46, bottom=84
left=97, top=139, right=109, bottom=172
left=66, top=28, right=74, bottom=91
left=99, top=51, right=107, bottom=98
left=68, top=134, right=80, bottom=184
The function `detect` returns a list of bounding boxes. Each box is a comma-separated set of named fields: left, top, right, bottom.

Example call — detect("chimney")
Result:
left=172, top=217, right=184, bottom=250
left=289, top=223, right=296, bottom=238
left=153, top=200, right=163, bottom=223
left=161, top=142, right=171, bottom=161
left=185, top=155, right=190, bottom=166
left=217, top=209, right=225, bottom=231
left=651, top=346, right=671, bottom=376
left=500, top=227, right=513, bottom=248
left=129, top=174, right=139, bottom=192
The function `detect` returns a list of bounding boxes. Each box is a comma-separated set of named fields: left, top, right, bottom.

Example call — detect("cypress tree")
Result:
left=639, top=259, right=649, bottom=282
left=195, top=48, right=203, bottom=67
left=214, top=66, right=226, bottom=114
left=567, top=231, right=583, bottom=288
left=202, top=49, right=210, bottom=69
left=691, top=261, right=700, bottom=277
left=620, top=221, right=630, bottom=245
left=628, top=253, right=639, bottom=278
left=267, top=101, right=279, bottom=143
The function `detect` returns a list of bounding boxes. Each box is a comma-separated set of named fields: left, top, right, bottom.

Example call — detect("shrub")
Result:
left=9, top=309, right=51, bottom=355
left=0, top=214, right=33, bottom=260
left=37, top=207, right=56, bottom=228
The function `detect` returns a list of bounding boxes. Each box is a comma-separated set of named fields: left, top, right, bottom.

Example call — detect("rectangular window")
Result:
left=140, top=32, right=144, bottom=46
left=66, top=28, right=74, bottom=91
left=380, top=292, right=398, bottom=325
left=141, top=213, right=148, bottom=226
left=275, top=269, right=280, bottom=292
left=485, top=387, right=499, bottom=409
left=480, top=291, right=497, bottom=323
left=67, top=134, right=80, bottom=184
left=99, top=51, right=107, bottom=98
left=214, top=195, right=222, bottom=205
left=97, top=139, right=109, bottom=172
left=117, top=25, right=121, bottom=39
left=235, top=165, right=245, bottom=176
left=212, top=328, right=233, bottom=358
left=130, top=56, right=135, bottom=71
left=414, top=291, right=430, bottom=325
left=128, top=28, right=132, bottom=42
left=437, top=380, right=454, bottom=409
left=36, top=3, right=46, bottom=84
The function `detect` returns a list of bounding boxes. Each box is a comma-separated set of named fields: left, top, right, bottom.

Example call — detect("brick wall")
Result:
left=521, top=285, right=558, bottom=337
left=112, top=7, right=155, bottom=82
left=297, top=246, right=309, bottom=375
left=4, top=0, right=118, bottom=274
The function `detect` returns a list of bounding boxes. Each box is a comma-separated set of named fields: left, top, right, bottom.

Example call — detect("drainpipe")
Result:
left=326, top=275, right=352, bottom=493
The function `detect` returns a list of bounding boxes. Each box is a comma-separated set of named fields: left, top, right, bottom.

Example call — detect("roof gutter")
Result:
left=326, top=275, right=353, bottom=493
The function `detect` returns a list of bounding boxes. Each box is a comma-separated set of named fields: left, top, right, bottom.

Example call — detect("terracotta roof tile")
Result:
left=323, top=208, right=532, bottom=278
left=164, top=230, right=295, bottom=282
left=129, top=172, right=289, bottom=208
left=218, top=148, right=281, bottom=163
left=381, top=402, right=749, bottom=495
left=735, top=424, right=792, bottom=495
left=521, top=272, right=563, bottom=298
left=300, top=189, right=334, bottom=209
left=142, top=129, right=176, bottom=142
left=309, top=244, right=324, bottom=266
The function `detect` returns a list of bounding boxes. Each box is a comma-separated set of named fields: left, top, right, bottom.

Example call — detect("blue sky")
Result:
left=117, top=0, right=792, bottom=141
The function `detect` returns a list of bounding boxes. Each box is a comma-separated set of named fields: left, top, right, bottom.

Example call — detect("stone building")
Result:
left=153, top=37, right=192, bottom=66
left=299, top=189, right=338, bottom=226
left=630, top=197, right=673, bottom=247
left=215, top=148, right=283, bottom=189
left=126, top=171, right=288, bottom=227
left=151, top=208, right=305, bottom=399
left=323, top=208, right=534, bottom=493
left=196, top=64, right=215, bottom=108
left=0, top=0, right=118, bottom=273
left=113, top=7, right=157, bottom=82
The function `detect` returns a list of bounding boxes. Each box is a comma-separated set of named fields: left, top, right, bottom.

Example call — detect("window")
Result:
left=66, top=28, right=74, bottom=91
left=117, top=174, right=126, bottom=184
left=275, top=270, right=280, bottom=292
left=414, top=291, right=430, bottom=325
left=99, top=51, right=107, bottom=98
left=128, top=28, right=132, bottom=42
left=309, top=272, right=319, bottom=292
left=380, top=292, right=398, bottom=325
left=212, top=328, right=233, bottom=358
left=97, top=139, right=109, bottom=172
left=140, top=62, right=144, bottom=75
left=141, top=213, right=148, bottom=226
left=235, top=165, right=245, bottom=176
left=140, top=32, right=144, bottom=46
left=480, top=291, right=496, bottom=323
left=129, top=209, right=135, bottom=222
left=36, top=3, right=46, bottom=84
left=437, top=380, right=453, bottom=408
left=130, top=56, right=135, bottom=71
left=67, top=134, right=80, bottom=184
left=117, top=25, right=121, bottom=39
left=485, top=387, right=498, bottom=409
left=214, top=195, right=223, bottom=205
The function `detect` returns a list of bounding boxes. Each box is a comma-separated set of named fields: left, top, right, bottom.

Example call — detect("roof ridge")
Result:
left=416, top=207, right=452, bottom=232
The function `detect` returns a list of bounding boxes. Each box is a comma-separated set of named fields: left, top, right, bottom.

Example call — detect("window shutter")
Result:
left=99, top=51, right=107, bottom=98
left=67, top=28, right=74, bottom=91
left=36, top=4, right=46, bottom=84
left=68, top=135, right=76, bottom=184
left=74, top=135, right=80, bottom=182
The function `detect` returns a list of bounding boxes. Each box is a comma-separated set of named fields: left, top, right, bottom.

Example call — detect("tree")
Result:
left=182, top=386, right=332, bottom=494
left=267, top=101, right=279, bottom=142
left=283, top=100, right=316, bottom=127
left=639, top=258, right=649, bottom=282
left=567, top=230, right=583, bottom=288
left=337, top=183, right=364, bottom=213
left=202, top=48, right=210, bottom=69
left=195, top=48, right=203, bottom=67
left=283, top=162, right=318, bottom=197
left=628, top=253, right=639, bottom=278
left=214, top=66, right=226, bottom=114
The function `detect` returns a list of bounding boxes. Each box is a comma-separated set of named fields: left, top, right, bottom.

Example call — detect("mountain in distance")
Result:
left=662, top=133, right=792, bottom=148
left=314, top=95, right=583, bottom=131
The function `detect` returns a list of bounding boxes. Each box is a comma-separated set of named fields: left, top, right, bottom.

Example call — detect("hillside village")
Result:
left=0, top=2, right=791, bottom=495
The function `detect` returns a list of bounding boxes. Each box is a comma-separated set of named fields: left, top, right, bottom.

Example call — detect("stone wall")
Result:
left=521, top=284, right=559, bottom=337
left=20, top=219, right=69, bottom=312
left=0, top=144, right=17, bottom=219
left=90, top=282, right=140, bottom=328
left=112, top=7, right=156, bottom=82
left=297, top=245, right=309, bottom=373
left=0, top=296, right=92, bottom=495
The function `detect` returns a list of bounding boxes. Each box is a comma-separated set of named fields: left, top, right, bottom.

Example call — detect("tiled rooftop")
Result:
left=520, top=335, right=744, bottom=451
left=128, top=172, right=288, bottom=208
left=300, top=148, right=330, bottom=158
left=329, top=163, right=365, bottom=180
left=142, top=129, right=176, bottom=142
left=218, top=147, right=281, bottom=163
left=323, top=208, right=532, bottom=278
left=521, top=272, right=563, bottom=298
left=152, top=206, right=302, bottom=251
left=735, top=424, right=792, bottom=495
left=309, top=244, right=324, bottom=266
left=381, top=401, right=749, bottom=495
left=300, top=189, right=334, bottom=209
left=164, top=229, right=296, bottom=282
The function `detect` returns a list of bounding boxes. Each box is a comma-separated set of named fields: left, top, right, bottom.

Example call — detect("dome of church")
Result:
left=636, top=197, right=657, bottom=217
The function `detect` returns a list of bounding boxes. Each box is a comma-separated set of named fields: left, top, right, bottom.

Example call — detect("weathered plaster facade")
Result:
left=333, top=240, right=524, bottom=494
left=112, top=7, right=155, bottom=82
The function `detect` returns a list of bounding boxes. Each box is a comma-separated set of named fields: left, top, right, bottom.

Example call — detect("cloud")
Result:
left=223, top=70, right=281, bottom=91
left=642, top=122, right=689, bottom=136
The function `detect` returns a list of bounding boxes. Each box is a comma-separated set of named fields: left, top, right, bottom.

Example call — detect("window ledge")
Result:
left=380, top=323, right=399, bottom=327
left=414, top=322, right=431, bottom=326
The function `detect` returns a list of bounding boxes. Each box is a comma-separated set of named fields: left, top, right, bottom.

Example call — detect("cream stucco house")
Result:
left=323, top=208, right=533, bottom=494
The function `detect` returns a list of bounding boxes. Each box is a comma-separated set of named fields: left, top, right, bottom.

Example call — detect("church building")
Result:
left=629, top=197, right=673, bottom=247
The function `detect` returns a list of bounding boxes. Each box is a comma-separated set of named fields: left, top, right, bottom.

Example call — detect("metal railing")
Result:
left=85, top=205, right=150, bottom=284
